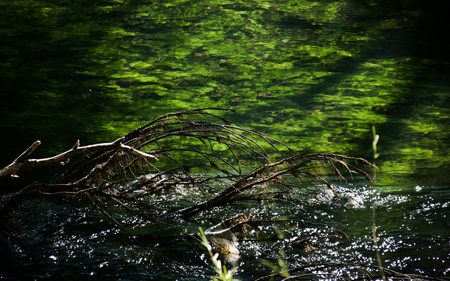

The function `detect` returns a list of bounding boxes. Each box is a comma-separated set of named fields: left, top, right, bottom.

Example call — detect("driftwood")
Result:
left=0, top=108, right=376, bottom=222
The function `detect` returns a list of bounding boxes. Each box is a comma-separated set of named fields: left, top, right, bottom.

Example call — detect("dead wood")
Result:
left=0, top=108, right=376, bottom=231
left=0, top=137, right=157, bottom=180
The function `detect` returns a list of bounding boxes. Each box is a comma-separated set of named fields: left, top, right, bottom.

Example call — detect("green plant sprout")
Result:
left=198, top=227, right=240, bottom=281
left=260, top=227, right=290, bottom=280
left=260, top=250, right=290, bottom=280
left=372, top=126, right=380, bottom=159
left=371, top=194, right=386, bottom=281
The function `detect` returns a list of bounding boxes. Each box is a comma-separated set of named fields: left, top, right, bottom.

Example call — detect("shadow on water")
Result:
left=284, top=0, right=449, bottom=184
left=0, top=0, right=135, bottom=167
left=371, top=0, right=450, bottom=183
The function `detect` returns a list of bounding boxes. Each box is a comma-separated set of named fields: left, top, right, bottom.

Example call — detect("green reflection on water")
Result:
left=0, top=0, right=448, bottom=183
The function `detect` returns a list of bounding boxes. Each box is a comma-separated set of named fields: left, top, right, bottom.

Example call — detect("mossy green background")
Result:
left=1, top=0, right=448, bottom=185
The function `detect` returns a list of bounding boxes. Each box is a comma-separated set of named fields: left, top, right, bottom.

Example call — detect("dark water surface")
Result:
left=0, top=179, right=448, bottom=280
left=1, top=0, right=449, bottom=280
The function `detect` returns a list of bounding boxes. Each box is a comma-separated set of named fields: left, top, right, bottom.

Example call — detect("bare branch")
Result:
left=0, top=138, right=157, bottom=179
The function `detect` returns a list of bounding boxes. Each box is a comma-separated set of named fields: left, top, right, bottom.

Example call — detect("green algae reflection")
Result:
left=0, top=0, right=448, bottom=183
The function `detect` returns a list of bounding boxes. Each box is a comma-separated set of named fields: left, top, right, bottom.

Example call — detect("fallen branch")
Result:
left=1, top=109, right=377, bottom=223
left=0, top=138, right=158, bottom=179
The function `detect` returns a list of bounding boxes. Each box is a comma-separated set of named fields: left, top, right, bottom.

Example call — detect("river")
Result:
left=0, top=0, right=448, bottom=280
left=0, top=178, right=448, bottom=280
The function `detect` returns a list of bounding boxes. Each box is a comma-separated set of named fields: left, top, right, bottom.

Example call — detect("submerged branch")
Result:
left=0, top=108, right=380, bottom=277
left=1, top=108, right=376, bottom=223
